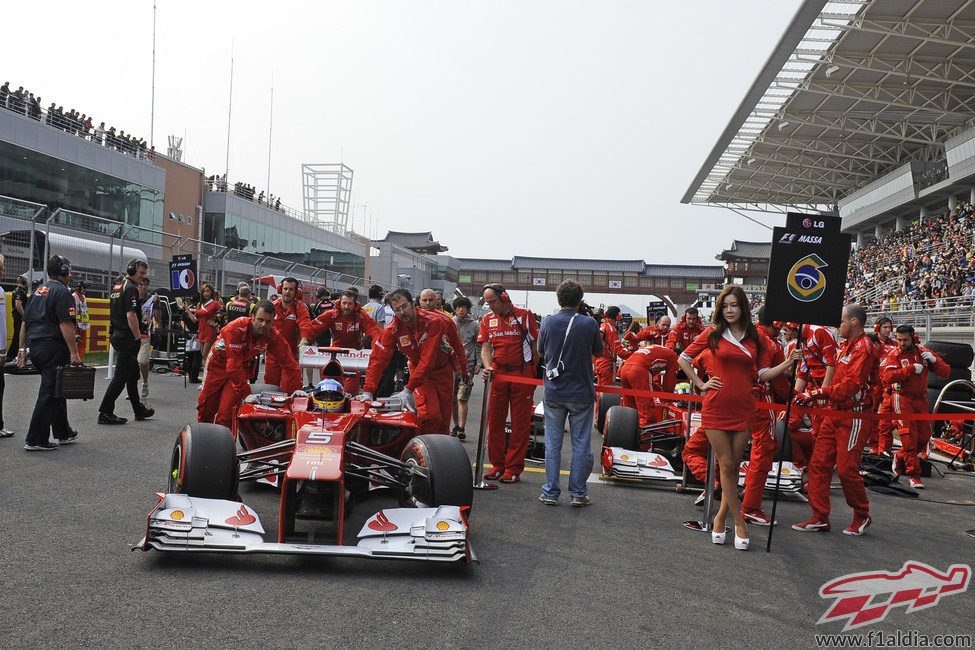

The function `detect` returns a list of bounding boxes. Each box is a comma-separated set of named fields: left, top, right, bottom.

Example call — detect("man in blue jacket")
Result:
left=537, top=280, right=603, bottom=506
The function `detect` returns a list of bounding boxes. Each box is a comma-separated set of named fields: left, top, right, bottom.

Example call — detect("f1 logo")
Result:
left=778, top=233, right=798, bottom=244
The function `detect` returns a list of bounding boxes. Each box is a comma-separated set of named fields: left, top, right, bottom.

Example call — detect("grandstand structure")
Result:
left=682, top=0, right=975, bottom=248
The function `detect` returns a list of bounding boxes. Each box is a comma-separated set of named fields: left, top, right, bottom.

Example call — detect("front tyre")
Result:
left=169, top=423, right=238, bottom=499
left=401, top=434, right=474, bottom=508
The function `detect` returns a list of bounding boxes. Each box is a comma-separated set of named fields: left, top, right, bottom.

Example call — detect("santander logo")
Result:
left=367, top=510, right=397, bottom=532
left=818, top=561, right=970, bottom=631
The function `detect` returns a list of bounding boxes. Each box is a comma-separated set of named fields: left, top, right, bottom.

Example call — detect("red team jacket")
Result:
left=272, top=298, right=312, bottom=352
left=665, top=317, right=705, bottom=351
left=597, top=319, right=631, bottom=363
left=364, top=310, right=454, bottom=394
left=881, top=345, right=950, bottom=398
left=812, top=333, right=874, bottom=409
left=304, top=306, right=382, bottom=349
left=208, top=317, right=302, bottom=393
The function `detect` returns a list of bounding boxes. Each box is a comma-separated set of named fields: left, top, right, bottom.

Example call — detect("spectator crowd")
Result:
left=846, top=202, right=975, bottom=311
left=205, top=175, right=285, bottom=212
left=1, top=80, right=153, bottom=161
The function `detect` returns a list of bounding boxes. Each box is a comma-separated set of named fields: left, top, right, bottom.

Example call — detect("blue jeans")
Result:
left=542, top=400, right=595, bottom=499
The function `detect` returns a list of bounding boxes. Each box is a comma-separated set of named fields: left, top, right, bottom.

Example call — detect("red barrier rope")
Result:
left=491, top=371, right=975, bottom=423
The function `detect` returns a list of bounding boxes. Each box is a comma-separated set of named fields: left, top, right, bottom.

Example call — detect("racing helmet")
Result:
left=312, top=378, right=347, bottom=412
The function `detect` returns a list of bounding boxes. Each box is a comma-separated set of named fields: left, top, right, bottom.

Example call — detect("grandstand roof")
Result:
left=682, top=0, right=975, bottom=214
left=717, top=240, right=772, bottom=261
left=512, top=256, right=646, bottom=272
left=376, top=231, right=447, bottom=253
left=455, top=258, right=512, bottom=272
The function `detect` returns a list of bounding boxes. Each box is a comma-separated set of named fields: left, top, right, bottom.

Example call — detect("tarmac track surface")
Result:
left=1, top=369, right=973, bottom=648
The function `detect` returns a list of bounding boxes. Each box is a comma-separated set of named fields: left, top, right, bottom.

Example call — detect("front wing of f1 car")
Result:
left=135, top=493, right=475, bottom=563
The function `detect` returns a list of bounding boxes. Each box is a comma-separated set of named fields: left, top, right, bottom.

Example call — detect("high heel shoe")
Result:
left=734, top=525, right=749, bottom=551
left=711, top=521, right=727, bottom=545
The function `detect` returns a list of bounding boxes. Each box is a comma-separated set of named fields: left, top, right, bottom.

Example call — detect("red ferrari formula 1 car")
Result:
left=136, top=347, right=475, bottom=564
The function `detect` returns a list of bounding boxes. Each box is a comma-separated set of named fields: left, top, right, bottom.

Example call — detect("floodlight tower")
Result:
left=301, top=163, right=354, bottom=234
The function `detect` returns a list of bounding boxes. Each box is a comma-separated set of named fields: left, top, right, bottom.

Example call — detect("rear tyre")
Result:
left=924, top=341, right=974, bottom=369
left=401, top=434, right=474, bottom=507
left=596, top=392, right=621, bottom=433
left=169, top=423, right=238, bottom=499
left=604, top=405, right=640, bottom=451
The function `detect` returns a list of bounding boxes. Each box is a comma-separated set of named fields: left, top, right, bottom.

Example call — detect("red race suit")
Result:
left=626, top=325, right=668, bottom=348
left=665, top=316, right=705, bottom=353
left=804, top=332, right=874, bottom=523
left=364, top=310, right=456, bottom=436
left=478, top=306, right=538, bottom=475
left=197, top=317, right=301, bottom=429
left=594, top=319, right=630, bottom=390
left=741, top=329, right=791, bottom=514
left=882, top=344, right=950, bottom=478
left=618, top=345, right=678, bottom=426
left=871, top=335, right=900, bottom=453
left=264, top=298, right=311, bottom=387
left=304, top=306, right=382, bottom=393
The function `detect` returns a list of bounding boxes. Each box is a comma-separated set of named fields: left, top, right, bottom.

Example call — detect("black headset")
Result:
left=47, top=255, right=71, bottom=278
left=126, top=258, right=142, bottom=277
left=483, top=283, right=510, bottom=303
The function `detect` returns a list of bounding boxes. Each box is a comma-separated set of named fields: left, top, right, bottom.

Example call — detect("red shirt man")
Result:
left=478, top=284, right=538, bottom=483
left=418, top=289, right=468, bottom=376
left=197, top=304, right=301, bottom=430
left=871, top=316, right=898, bottom=454
left=264, top=277, right=311, bottom=387
left=362, top=290, right=455, bottom=436
left=626, top=315, right=671, bottom=348
left=665, top=309, right=705, bottom=353
left=793, top=305, right=875, bottom=536
left=302, top=289, right=382, bottom=393
left=881, top=327, right=950, bottom=487
left=594, top=306, right=631, bottom=389
left=618, top=345, right=678, bottom=426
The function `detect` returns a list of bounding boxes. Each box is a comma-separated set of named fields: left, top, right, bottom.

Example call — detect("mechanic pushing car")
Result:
left=617, top=344, right=678, bottom=427
left=359, top=288, right=457, bottom=436
left=264, top=277, right=311, bottom=387
left=300, top=289, right=381, bottom=393
left=198, top=300, right=302, bottom=429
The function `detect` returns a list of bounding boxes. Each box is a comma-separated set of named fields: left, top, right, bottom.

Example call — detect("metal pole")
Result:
left=225, top=48, right=234, bottom=182
left=266, top=75, right=273, bottom=194
left=472, top=372, right=498, bottom=490
left=683, top=443, right=717, bottom=533
left=150, top=0, right=156, bottom=149
left=925, top=311, right=932, bottom=343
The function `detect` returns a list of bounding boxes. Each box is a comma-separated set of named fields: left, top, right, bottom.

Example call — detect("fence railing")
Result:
left=0, top=194, right=380, bottom=299
left=866, top=295, right=975, bottom=329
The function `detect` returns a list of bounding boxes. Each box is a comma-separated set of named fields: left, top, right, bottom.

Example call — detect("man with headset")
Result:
left=98, top=258, right=154, bottom=424
left=478, top=283, right=538, bottom=483
left=265, top=276, right=311, bottom=387
left=17, top=255, right=82, bottom=450
left=300, top=288, right=381, bottom=393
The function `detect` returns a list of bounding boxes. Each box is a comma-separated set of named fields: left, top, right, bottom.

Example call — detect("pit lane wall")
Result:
left=4, top=294, right=109, bottom=354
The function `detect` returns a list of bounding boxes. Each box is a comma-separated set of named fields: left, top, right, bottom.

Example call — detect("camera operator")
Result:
left=537, top=280, right=602, bottom=506
left=17, top=255, right=82, bottom=450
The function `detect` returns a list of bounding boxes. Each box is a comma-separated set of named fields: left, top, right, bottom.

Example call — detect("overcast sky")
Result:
left=3, top=0, right=800, bottom=311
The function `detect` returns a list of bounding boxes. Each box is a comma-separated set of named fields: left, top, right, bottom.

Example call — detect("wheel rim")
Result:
left=169, top=441, right=184, bottom=493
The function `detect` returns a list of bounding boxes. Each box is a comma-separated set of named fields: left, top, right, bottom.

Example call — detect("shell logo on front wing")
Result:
left=170, top=510, right=185, bottom=520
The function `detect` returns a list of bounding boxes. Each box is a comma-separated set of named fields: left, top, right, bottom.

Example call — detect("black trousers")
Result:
left=185, top=350, right=202, bottom=381
left=100, top=333, right=142, bottom=415
left=26, top=339, right=71, bottom=445
left=0, top=367, right=5, bottom=429
left=6, top=319, right=21, bottom=359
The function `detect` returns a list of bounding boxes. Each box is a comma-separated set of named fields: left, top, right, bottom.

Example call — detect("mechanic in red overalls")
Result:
left=196, top=282, right=222, bottom=368
left=780, top=322, right=838, bottom=467
left=740, top=314, right=791, bottom=526
left=666, top=308, right=705, bottom=354
left=870, top=316, right=899, bottom=454
left=626, top=315, right=671, bottom=348
left=593, top=306, right=631, bottom=391
left=197, top=301, right=302, bottom=429
left=618, top=344, right=678, bottom=426
left=793, top=304, right=875, bottom=536
left=361, top=289, right=455, bottom=436
left=300, top=289, right=382, bottom=393
left=479, top=283, right=538, bottom=484
left=417, top=289, right=469, bottom=382
left=681, top=347, right=713, bottom=487
left=882, top=324, right=950, bottom=489
left=264, top=277, right=311, bottom=387
left=679, top=286, right=797, bottom=550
